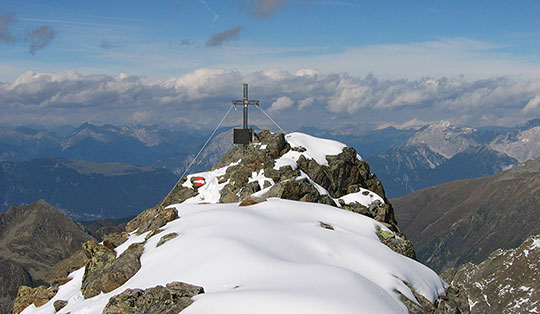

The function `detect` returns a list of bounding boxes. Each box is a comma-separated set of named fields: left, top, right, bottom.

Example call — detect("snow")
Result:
left=181, top=161, right=239, bottom=204
left=24, top=199, right=446, bottom=314
left=248, top=169, right=274, bottom=190
left=274, top=132, right=348, bottom=169
left=339, top=188, right=385, bottom=208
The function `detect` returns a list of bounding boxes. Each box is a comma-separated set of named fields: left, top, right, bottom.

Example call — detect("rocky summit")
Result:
left=14, top=130, right=469, bottom=314
left=160, top=131, right=400, bottom=232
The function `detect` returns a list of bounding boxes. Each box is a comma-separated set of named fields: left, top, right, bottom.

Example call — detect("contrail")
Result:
left=198, top=0, right=219, bottom=28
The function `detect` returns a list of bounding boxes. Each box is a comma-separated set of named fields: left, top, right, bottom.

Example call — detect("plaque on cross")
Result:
left=233, top=83, right=259, bottom=148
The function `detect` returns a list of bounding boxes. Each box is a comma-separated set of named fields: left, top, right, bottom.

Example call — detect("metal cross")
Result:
left=233, top=83, right=259, bottom=149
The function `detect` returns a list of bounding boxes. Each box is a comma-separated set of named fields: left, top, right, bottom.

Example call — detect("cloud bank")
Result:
left=1, top=68, right=539, bottom=130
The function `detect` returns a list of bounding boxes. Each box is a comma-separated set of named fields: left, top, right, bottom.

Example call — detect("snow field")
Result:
left=24, top=199, right=446, bottom=314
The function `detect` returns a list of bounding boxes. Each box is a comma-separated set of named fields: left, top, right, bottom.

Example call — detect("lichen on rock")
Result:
left=81, top=240, right=145, bottom=298
left=103, top=281, right=204, bottom=314
left=12, top=285, right=58, bottom=314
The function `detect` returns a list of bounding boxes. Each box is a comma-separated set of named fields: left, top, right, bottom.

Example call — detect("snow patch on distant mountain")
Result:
left=406, top=120, right=477, bottom=158
left=489, top=126, right=540, bottom=162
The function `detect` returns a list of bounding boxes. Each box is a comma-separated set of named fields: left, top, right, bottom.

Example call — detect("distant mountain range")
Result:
left=0, top=158, right=178, bottom=220
left=0, top=123, right=208, bottom=175
left=392, top=157, right=540, bottom=272
left=364, top=119, right=540, bottom=197
left=1, top=119, right=540, bottom=213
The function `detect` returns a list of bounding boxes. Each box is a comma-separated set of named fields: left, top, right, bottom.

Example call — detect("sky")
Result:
left=1, top=0, right=540, bottom=131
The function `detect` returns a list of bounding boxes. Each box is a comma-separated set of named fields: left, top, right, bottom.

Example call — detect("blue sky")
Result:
left=1, top=0, right=540, bottom=129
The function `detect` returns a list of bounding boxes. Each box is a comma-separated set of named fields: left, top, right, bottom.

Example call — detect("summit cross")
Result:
left=233, top=83, right=259, bottom=149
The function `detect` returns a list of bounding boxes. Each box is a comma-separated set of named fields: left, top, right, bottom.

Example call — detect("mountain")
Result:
left=367, top=144, right=518, bottom=198
left=0, top=123, right=207, bottom=173
left=0, top=127, right=62, bottom=161
left=14, top=131, right=467, bottom=314
left=489, top=118, right=540, bottom=162
left=406, top=121, right=481, bottom=158
left=441, top=235, right=539, bottom=314
left=295, top=126, right=416, bottom=156
left=392, top=157, right=540, bottom=272
left=366, top=144, right=447, bottom=197
left=0, top=158, right=179, bottom=220
left=0, top=200, right=94, bottom=314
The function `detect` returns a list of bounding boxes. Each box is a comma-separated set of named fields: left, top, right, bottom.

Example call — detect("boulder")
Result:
left=12, top=286, right=57, bottom=314
left=81, top=241, right=144, bottom=298
left=103, top=281, right=204, bottom=314
left=125, top=206, right=178, bottom=235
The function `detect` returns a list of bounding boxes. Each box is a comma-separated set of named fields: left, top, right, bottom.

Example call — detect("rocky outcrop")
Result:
left=441, top=235, right=539, bottom=314
left=12, top=286, right=57, bottom=314
left=142, top=130, right=402, bottom=236
left=81, top=241, right=144, bottom=298
left=103, top=281, right=204, bottom=314
left=125, top=206, right=178, bottom=235
left=399, top=282, right=469, bottom=314
left=376, top=226, right=416, bottom=259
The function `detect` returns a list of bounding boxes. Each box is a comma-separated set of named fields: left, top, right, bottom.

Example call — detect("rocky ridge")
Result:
left=393, top=157, right=540, bottom=272
left=0, top=200, right=94, bottom=314
left=442, top=235, right=539, bottom=313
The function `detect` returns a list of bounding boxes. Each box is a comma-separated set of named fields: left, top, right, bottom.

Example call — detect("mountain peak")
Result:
left=152, top=129, right=402, bottom=235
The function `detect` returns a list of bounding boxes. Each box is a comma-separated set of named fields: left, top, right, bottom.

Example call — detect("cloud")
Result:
left=99, top=39, right=116, bottom=49
left=206, top=26, right=243, bottom=47
left=24, top=26, right=57, bottom=55
left=1, top=68, right=540, bottom=130
left=0, top=13, right=17, bottom=43
left=269, top=96, right=294, bottom=112
left=240, top=0, right=294, bottom=18
left=522, top=95, right=540, bottom=114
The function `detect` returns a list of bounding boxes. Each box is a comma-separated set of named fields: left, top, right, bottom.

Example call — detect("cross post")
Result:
left=233, top=83, right=259, bottom=150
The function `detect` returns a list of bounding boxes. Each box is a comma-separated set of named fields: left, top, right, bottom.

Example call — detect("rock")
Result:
left=239, top=197, right=265, bottom=206
left=376, top=226, right=416, bottom=259
left=319, top=222, right=334, bottom=230
left=125, top=206, right=178, bottom=235
left=81, top=241, right=144, bottom=299
left=397, top=281, right=469, bottom=314
left=12, top=285, right=58, bottom=314
left=103, top=281, right=204, bottom=314
left=53, top=299, right=68, bottom=312
left=157, top=233, right=178, bottom=247
left=102, top=232, right=130, bottom=249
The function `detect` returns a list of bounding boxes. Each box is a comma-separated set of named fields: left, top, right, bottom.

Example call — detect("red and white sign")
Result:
left=192, top=176, right=206, bottom=187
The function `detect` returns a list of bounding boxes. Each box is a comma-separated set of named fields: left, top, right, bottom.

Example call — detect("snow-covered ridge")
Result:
left=23, top=199, right=446, bottom=314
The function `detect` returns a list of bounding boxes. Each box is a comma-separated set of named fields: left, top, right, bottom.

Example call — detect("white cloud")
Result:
left=269, top=96, right=294, bottom=112
left=1, top=68, right=540, bottom=130
left=522, top=95, right=540, bottom=113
